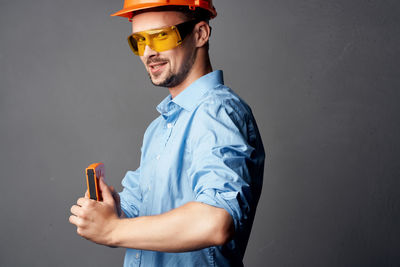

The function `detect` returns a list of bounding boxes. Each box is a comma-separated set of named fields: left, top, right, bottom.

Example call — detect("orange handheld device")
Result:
left=85, top=162, right=105, bottom=201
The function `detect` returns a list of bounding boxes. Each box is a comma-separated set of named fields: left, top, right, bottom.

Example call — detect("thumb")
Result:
left=99, top=177, right=114, bottom=204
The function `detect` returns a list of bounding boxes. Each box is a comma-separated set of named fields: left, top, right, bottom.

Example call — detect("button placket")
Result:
left=134, top=250, right=141, bottom=263
left=164, top=117, right=179, bottom=147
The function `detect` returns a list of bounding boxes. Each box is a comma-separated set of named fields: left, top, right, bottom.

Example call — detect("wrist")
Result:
left=107, top=216, right=122, bottom=247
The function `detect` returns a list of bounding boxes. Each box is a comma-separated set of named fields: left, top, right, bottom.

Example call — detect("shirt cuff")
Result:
left=195, top=189, right=246, bottom=232
left=119, top=191, right=140, bottom=218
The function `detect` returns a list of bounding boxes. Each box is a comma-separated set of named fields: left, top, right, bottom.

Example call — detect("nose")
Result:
left=142, top=44, right=158, bottom=58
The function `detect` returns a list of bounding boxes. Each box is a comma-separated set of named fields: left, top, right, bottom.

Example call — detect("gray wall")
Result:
left=1, top=0, right=399, bottom=266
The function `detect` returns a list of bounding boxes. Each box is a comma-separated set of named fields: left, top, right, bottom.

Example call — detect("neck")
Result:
left=169, top=50, right=212, bottom=99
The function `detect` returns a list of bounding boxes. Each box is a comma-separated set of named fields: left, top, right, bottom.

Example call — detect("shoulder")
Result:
left=194, top=85, right=254, bottom=126
left=185, top=85, right=257, bottom=145
left=189, top=84, right=264, bottom=150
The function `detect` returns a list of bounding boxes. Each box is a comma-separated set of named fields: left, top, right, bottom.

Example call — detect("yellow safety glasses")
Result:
left=127, top=20, right=199, bottom=56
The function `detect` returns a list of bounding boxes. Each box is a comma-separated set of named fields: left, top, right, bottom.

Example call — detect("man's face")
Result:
left=131, top=11, right=196, bottom=88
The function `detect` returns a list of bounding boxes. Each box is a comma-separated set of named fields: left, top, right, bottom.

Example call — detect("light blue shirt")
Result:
left=119, top=70, right=265, bottom=267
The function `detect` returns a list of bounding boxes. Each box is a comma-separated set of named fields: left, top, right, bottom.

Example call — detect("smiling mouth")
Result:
left=148, top=61, right=168, bottom=74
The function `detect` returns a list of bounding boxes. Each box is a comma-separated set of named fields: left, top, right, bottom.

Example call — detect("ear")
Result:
left=194, top=21, right=211, bottom=48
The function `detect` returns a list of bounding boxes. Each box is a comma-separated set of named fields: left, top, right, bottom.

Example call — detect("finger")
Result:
left=110, top=185, right=118, bottom=201
left=69, top=214, right=79, bottom=226
left=70, top=205, right=82, bottom=217
left=77, top=197, right=90, bottom=207
left=85, top=190, right=89, bottom=199
left=109, top=185, right=119, bottom=200
left=109, top=186, right=119, bottom=200
left=99, top=177, right=114, bottom=205
left=76, top=227, right=84, bottom=237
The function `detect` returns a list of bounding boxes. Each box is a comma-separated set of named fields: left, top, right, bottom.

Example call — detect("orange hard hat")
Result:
left=111, top=0, right=217, bottom=20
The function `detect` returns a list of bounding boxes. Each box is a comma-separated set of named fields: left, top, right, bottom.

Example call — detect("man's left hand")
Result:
left=69, top=177, right=119, bottom=246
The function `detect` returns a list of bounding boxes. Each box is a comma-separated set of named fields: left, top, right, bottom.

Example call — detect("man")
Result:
left=69, top=1, right=265, bottom=266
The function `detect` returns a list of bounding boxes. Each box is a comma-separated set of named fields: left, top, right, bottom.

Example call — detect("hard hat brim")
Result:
left=110, top=3, right=217, bottom=19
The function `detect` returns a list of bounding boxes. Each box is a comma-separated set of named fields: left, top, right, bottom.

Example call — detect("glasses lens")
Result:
left=126, top=20, right=198, bottom=56
left=127, top=35, right=139, bottom=55
left=148, top=29, right=180, bottom=53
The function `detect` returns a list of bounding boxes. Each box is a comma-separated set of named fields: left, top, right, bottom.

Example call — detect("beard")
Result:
left=147, top=52, right=196, bottom=88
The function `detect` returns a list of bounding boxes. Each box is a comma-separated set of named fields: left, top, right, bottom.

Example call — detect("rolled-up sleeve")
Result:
left=119, top=167, right=142, bottom=218
left=188, top=99, right=258, bottom=232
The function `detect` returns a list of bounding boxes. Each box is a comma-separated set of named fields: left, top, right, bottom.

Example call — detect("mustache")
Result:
left=146, top=57, right=169, bottom=65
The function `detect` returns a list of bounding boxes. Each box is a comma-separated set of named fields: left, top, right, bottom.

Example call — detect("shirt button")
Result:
left=156, top=154, right=161, bottom=160
left=167, top=123, right=173, bottom=129
left=135, top=253, right=140, bottom=259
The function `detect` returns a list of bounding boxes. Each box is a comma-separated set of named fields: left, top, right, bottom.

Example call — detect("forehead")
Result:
left=131, top=11, right=186, bottom=33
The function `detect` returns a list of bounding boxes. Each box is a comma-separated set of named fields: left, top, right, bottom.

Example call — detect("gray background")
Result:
left=1, top=0, right=399, bottom=266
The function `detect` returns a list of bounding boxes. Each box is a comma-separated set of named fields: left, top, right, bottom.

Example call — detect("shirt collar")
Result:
left=173, top=70, right=224, bottom=111
left=156, top=70, right=224, bottom=115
